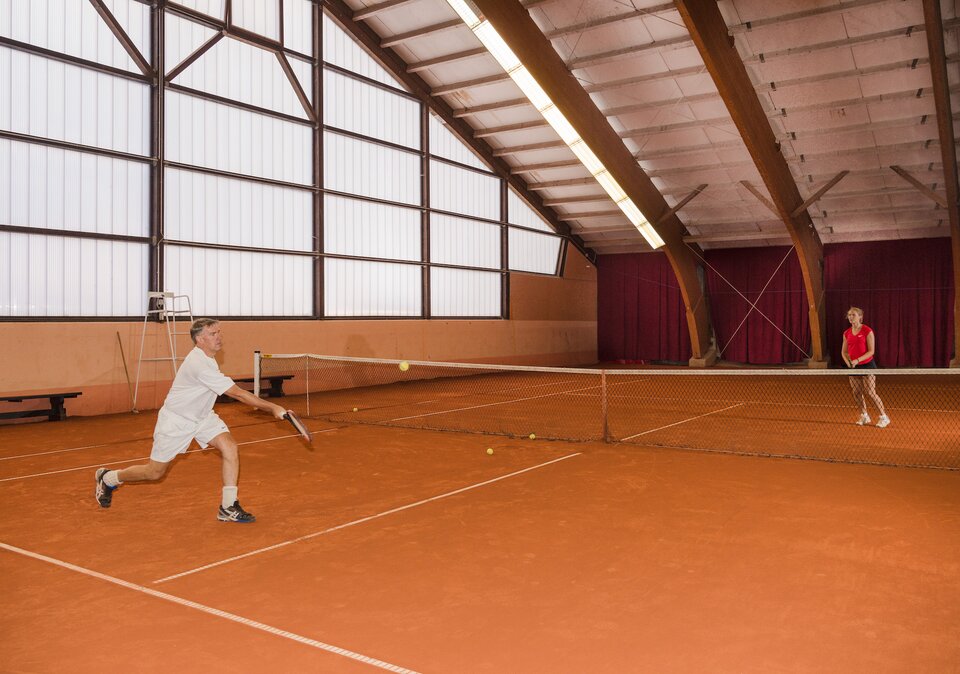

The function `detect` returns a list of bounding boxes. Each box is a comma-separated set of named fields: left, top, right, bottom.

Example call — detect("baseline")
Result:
left=0, top=541, right=418, bottom=673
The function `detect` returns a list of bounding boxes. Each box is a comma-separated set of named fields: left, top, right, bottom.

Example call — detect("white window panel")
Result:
left=324, top=70, right=420, bottom=149
left=322, top=12, right=407, bottom=91
left=165, top=245, right=312, bottom=316
left=509, top=227, right=562, bottom=275
left=102, top=0, right=151, bottom=60
left=430, top=214, right=500, bottom=269
left=232, top=0, right=280, bottom=41
left=0, top=232, right=146, bottom=316
left=169, top=0, right=225, bottom=21
left=324, top=194, right=420, bottom=261
left=0, top=0, right=142, bottom=73
left=164, top=11, right=218, bottom=78
left=324, top=258, right=421, bottom=317
left=428, top=114, right=489, bottom=171
left=0, top=47, right=150, bottom=155
left=283, top=0, right=313, bottom=55
left=324, top=132, right=420, bottom=205
left=175, top=37, right=309, bottom=119
left=165, top=91, right=312, bottom=185
left=0, top=139, right=149, bottom=237
left=430, top=160, right=500, bottom=221
left=164, top=168, right=312, bottom=251
left=430, top=267, right=500, bottom=317
left=288, top=56, right=313, bottom=105
left=508, top=187, right=554, bottom=232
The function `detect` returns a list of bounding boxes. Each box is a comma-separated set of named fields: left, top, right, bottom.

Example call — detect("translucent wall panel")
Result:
left=101, top=0, right=152, bottom=59
left=166, top=91, right=312, bottom=185
left=0, top=0, right=143, bottom=73
left=322, top=13, right=407, bottom=91
left=165, top=168, right=312, bottom=250
left=430, top=268, right=500, bottom=317
left=165, top=12, right=217, bottom=76
left=170, top=0, right=225, bottom=21
left=430, top=160, right=499, bottom=221
left=165, top=245, right=312, bottom=316
left=430, top=214, right=499, bottom=269
left=324, top=132, right=420, bottom=205
left=175, top=37, right=309, bottom=119
left=324, top=194, right=420, bottom=261
left=428, top=114, right=488, bottom=171
left=288, top=57, right=313, bottom=104
left=283, top=0, right=313, bottom=55
left=0, top=48, right=150, bottom=155
left=324, top=258, right=421, bottom=317
left=508, top=228, right=562, bottom=275
left=324, top=70, right=420, bottom=149
left=508, top=188, right=554, bottom=232
left=1, top=139, right=149, bottom=236
left=232, top=0, right=279, bottom=41
left=0, top=232, right=146, bottom=316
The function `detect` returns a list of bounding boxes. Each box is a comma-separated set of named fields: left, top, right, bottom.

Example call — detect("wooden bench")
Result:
left=217, top=375, right=294, bottom=403
left=0, top=392, right=82, bottom=422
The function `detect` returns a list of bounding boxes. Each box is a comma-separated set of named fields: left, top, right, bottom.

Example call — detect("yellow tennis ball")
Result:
left=399, top=361, right=409, bottom=371
left=486, top=448, right=494, bottom=455
left=352, top=407, right=358, bottom=412
left=529, top=433, right=536, bottom=440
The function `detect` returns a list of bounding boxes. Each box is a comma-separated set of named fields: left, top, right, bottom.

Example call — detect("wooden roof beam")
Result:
left=676, top=0, right=828, bottom=365
left=471, top=0, right=715, bottom=364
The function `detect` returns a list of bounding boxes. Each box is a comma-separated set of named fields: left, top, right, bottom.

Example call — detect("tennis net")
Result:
left=254, top=352, right=960, bottom=470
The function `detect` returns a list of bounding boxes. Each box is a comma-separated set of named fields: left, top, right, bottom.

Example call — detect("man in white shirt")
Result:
left=95, top=318, right=288, bottom=522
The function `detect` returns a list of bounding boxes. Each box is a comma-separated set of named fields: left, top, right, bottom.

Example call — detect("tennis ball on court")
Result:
left=529, top=433, right=536, bottom=440
left=399, top=360, right=410, bottom=371
left=487, top=448, right=494, bottom=455
left=352, top=407, right=358, bottom=412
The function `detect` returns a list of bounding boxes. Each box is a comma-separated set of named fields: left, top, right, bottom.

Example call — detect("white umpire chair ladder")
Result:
left=132, top=291, right=194, bottom=412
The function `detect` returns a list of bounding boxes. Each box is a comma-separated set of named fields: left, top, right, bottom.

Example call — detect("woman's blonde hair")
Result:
left=847, top=306, right=864, bottom=317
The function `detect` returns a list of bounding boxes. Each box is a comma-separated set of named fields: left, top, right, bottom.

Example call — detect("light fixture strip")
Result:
left=444, top=0, right=665, bottom=249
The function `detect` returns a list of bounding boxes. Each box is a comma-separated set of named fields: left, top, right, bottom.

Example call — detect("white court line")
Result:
left=0, top=541, right=418, bottom=674
left=154, top=452, right=582, bottom=585
left=0, top=429, right=340, bottom=483
left=0, top=439, right=151, bottom=462
left=618, top=403, right=745, bottom=441
left=388, top=385, right=603, bottom=422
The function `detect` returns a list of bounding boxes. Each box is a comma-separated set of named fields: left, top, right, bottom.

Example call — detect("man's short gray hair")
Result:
left=190, top=318, right=219, bottom=344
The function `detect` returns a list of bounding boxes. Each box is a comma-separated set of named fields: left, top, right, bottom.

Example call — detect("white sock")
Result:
left=104, top=470, right=122, bottom=487
left=222, top=486, right=238, bottom=509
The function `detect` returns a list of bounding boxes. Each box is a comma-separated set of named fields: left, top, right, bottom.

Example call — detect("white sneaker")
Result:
left=856, top=412, right=871, bottom=426
left=876, top=415, right=890, bottom=428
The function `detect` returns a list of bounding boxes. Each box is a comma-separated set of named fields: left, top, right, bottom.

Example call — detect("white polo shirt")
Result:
left=162, top=347, right=235, bottom=422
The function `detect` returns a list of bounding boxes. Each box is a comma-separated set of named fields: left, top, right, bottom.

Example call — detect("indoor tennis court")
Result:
left=3, top=0, right=960, bottom=672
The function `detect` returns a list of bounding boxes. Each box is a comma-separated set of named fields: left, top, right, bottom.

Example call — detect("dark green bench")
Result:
left=217, top=375, right=293, bottom=402
left=0, top=392, right=82, bottom=422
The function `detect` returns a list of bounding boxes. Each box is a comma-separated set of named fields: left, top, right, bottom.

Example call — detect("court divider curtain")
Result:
left=703, top=246, right=810, bottom=365
left=824, top=238, right=955, bottom=367
left=597, top=252, right=691, bottom=363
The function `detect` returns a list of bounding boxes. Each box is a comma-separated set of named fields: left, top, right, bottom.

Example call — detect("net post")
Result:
left=253, top=350, right=261, bottom=397
left=601, top=370, right=610, bottom=442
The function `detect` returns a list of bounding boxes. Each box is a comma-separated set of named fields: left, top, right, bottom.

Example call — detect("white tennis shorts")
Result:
left=151, top=408, right=229, bottom=463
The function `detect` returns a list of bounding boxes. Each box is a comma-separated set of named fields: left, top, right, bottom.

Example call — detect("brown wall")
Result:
left=0, top=246, right=597, bottom=417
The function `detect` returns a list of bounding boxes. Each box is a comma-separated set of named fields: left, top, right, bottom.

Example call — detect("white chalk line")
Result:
left=153, top=452, right=582, bottom=585
left=0, top=541, right=418, bottom=673
left=618, top=403, right=746, bottom=441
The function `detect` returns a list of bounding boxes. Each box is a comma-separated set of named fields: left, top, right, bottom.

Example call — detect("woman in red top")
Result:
left=841, top=306, right=890, bottom=427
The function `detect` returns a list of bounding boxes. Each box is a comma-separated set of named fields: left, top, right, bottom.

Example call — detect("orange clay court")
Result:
left=2, top=368, right=960, bottom=673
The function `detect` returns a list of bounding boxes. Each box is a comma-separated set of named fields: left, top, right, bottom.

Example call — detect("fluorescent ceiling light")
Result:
left=445, top=0, right=664, bottom=249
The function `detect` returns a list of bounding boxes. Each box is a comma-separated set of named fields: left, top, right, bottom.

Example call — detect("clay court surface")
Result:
left=2, top=405, right=960, bottom=673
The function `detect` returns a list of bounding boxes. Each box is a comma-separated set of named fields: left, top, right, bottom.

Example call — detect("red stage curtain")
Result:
left=597, top=253, right=691, bottom=363
left=824, top=239, right=955, bottom=367
left=703, top=246, right=811, bottom=364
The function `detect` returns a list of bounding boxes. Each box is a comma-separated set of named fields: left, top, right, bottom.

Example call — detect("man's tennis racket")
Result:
left=284, top=411, right=312, bottom=443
